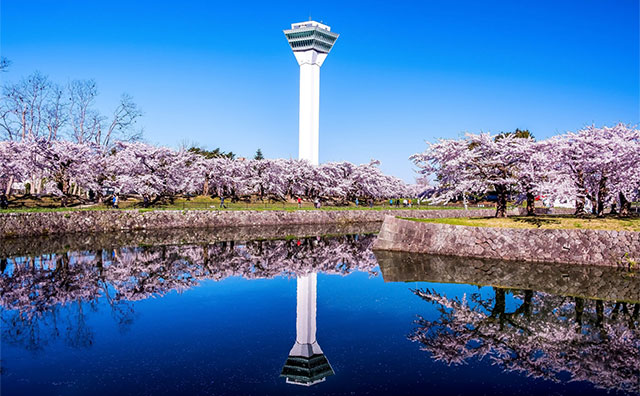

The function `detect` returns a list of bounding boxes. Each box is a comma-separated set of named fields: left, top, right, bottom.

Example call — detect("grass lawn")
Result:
left=1, top=195, right=472, bottom=213
left=403, top=215, right=640, bottom=232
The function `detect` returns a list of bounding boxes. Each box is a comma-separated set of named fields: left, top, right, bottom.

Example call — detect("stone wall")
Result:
left=373, top=216, right=640, bottom=267
left=0, top=208, right=507, bottom=239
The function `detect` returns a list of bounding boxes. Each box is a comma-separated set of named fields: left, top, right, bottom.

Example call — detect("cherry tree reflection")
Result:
left=410, top=287, right=640, bottom=394
left=1, top=234, right=377, bottom=351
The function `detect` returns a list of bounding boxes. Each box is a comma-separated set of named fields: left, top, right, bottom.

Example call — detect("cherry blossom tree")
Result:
left=0, top=140, right=29, bottom=195
left=201, top=157, right=248, bottom=199
left=186, top=155, right=412, bottom=203
left=548, top=124, right=640, bottom=216
left=106, top=141, right=200, bottom=202
left=348, top=160, right=408, bottom=200
left=2, top=138, right=101, bottom=200
left=34, top=139, right=102, bottom=199
left=244, top=158, right=289, bottom=200
left=411, top=132, right=531, bottom=217
left=412, top=124, right=639, bottom=217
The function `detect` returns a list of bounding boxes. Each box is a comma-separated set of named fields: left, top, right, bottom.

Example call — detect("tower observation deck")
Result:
left=284, top=21, right=339, bottom=165
left=284, top=21, right=339, bottom=54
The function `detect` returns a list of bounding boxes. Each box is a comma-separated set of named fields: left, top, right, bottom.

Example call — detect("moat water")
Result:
left=1, top=225, right=638, bottom=396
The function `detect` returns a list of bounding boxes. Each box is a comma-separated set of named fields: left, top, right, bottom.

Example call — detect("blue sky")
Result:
left=2, top=0, right=638, bottom=182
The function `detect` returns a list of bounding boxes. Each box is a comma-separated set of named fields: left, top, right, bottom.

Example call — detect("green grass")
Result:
left=403, top=215, right=640, bottom=232
left=1, top=195, right=472, bottom=213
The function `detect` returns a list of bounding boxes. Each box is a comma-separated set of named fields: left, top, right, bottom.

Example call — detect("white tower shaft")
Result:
left=298, top=63, right=320, bottom=165
left=294, top=51, right=327, bottom=165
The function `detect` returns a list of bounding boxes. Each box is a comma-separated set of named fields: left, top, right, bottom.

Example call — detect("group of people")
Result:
left=354, top=198, right=374, bottom=207
left=389, top=198, right=413, bottom=208
left=294, top=197, right=377, bottom=209
left=295, top=196, right=321, bottom=208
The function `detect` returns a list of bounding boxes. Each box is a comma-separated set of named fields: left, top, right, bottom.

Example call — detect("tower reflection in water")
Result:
left=280, top=273, right=334, bottom=386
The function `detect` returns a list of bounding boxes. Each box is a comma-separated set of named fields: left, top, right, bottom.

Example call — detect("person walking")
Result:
left=220, top=196, right=226, bottom=209
left=389, top=198, right=393, bottom=207
left=297, top=197, right=302, bottom=208
left=355, top=198, right=359, bottom=207
left=112, top=194, right=119, bottom=209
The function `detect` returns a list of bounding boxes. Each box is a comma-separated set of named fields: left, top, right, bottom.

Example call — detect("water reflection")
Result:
left=375, top=250, right=640, bottom=303
left=375, top=251, right=640, bottom=395
left=280, top=273, right=334, bottom=386
left=409, top=288, right=639, bottom=394
left=1, top=231, right=378, bottom=354
left=2, top=230, right=639, bottom=395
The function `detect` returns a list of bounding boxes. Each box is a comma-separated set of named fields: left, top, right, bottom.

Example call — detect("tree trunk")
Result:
left=203, top=177, right=209, bottom=196
left=513, top=290, right=533, bottom=318
left=595, top=300, right=604, bottom=328
left=62, top=179, right=70, bottom=195
left=574, top=171, right=587, bottom=216
left=589, top=195, right=597, bottom=215
left=574, top=196, right=585, bottom=216
left=575, top=297, right=584, bottom=332
left=495, top=186, right=508, bottom=217
left=30, top=176, right=37, bottom=195
left=526, top=192, right=535, bottom=216
left=596, top=176, right=607, bottom=217
left=35, top=177, right=43, bottom=195
left=491, top=288, right=506, bottom=317
left=523, top=290, right=532, bottom=318
left=5, top=176, right=14, bottom=196
left=491, top=288, right=506, bottom=330
left=619, top=191, right=631, bottom=217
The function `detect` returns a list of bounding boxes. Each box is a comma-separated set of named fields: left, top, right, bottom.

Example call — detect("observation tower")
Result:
left=284, top=21, right=339, bottom=165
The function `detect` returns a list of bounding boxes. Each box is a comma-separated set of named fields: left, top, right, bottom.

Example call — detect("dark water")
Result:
left=1, top=225, right=638, bottom=396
